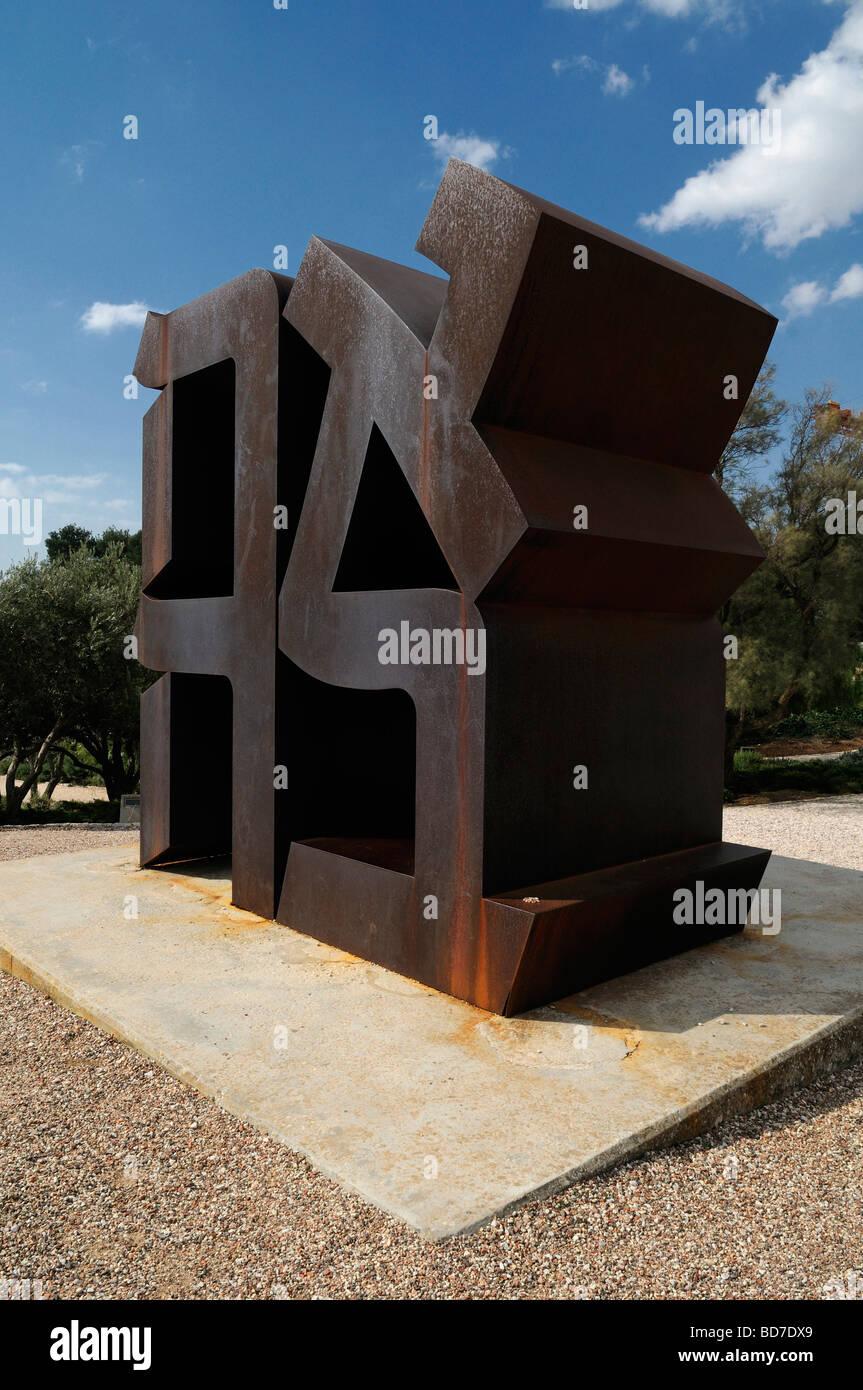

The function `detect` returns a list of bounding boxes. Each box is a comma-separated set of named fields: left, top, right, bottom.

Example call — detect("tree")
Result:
left=44, top=523, right=94, bottom=563
left=722, top=388, right=863, bottom=766
left=0, top=541, right=150, bottom=814
left=44, top=524, right=142, bottom=566
left=0, top=556, right=82, bottom=815
left=52, top=543, right=148, bottom=800
left=93, top=528, right=142, bottom=565
left=716, top=362, right=786, bottom=506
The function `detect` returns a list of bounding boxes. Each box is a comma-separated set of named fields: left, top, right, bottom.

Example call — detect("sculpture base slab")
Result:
left=1, top=845, right=861, bottom=1239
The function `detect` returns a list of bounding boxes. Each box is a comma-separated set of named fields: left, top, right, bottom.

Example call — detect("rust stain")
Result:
left=550, top=1000, right=642, bottom=1056
left=449, top=591, right=475, bottom=1002
left=145, top=865, right=269, bottom=932
left=419, top=349, right=431, bottom=518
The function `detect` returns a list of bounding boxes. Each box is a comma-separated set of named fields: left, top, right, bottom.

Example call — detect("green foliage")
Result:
left=727, top=749, right=863, bottom=802
left=723, top=387, right=863, bottom=727
left=716, top=362, right=786, bottom=505
left=733, top=749, right=767, bottom=773
left=44, top=524, right=142, bottom=566
left=44, top=524, right=94, bottom=562
left=9, top=799, right=122, bottom=825
left=0, top=532, right=151, bottom=818
left=97, top=528, right=142, bottom=566
left=54, top=741, right=103, bottom=785
left=768, top=707, right=863, bottom=740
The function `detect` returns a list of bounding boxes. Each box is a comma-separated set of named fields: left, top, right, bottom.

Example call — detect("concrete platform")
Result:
left=1, top=846, right=861, bottom=1240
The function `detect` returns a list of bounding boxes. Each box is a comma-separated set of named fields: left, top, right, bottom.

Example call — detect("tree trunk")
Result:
left=776, top=680, right=798, bottom=713
left=3, top=723, right=63, bottom=819
left=93, top=734, right=140, bottom=804
left=42, top=751, right=65, bottom=804
left=4, top=743, right=21, bottom=813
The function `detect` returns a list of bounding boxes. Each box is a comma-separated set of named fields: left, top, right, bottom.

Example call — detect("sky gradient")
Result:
left=1, top=0, right=861, bottom=566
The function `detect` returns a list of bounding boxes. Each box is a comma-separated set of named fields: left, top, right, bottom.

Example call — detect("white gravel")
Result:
left=725, top=793, right=863, bottom=872
left=0, top=829, right=138, bottom=862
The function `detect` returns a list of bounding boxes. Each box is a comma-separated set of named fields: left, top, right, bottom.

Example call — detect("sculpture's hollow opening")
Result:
left=145, top=357, right=236, bottom=599
left=333, top=423, right=458, bottom=592
left=276, top=653, right=416, bottom=880
left=147, top=671, right=233, bottom=863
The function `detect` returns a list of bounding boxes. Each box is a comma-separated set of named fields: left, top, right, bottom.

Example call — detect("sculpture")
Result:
left=135, top=160, right=775, bottom=1015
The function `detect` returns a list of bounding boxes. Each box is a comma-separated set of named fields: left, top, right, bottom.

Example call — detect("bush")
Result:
left=733, top=749, right=767, bottom=773
left=727, top=749, right=863, bottom=802
left=767, top=707, right=863, bottom=741
left=0, top=798, right=121, bottom=825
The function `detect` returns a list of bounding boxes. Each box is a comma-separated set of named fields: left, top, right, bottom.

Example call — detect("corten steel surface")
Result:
left=137, top=159, right=776, bottom=1015
left=134, top=270, right=329, bottom=918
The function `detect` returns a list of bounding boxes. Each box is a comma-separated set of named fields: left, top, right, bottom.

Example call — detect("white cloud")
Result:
left=60, top=145, right=87, bottom=182
left=552, top=54, right=597, bottom=75
left=781, top=281, right=827, bottom=319
left=544, top=0, right=737, bottom=17
left=429, top=132, right=506, bottom=172
left=642, top=0, right=725, bottom=14
left=80, top=301, right=150, bottom=333
left=0, top=467, right=108, bottom=500
left=0, top=462, right=141, bottom=561
left=553, top=53, right=639, bottom=94
left=640, top=0, right=863, bottom=251
left=603, top=64, right=635, bottom=95
left=28, top=473, right=109, bottom=506
left=21, top=380, right=47, bottom=394
left=781, top=262, right=863, bottom=319
left=38, top=474, right=107, bottom=490
left=831, top=261, right=863, bottom=301
left=546, top=0, right=626, bottom=9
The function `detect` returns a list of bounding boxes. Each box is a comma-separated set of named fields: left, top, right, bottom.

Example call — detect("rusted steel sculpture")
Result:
left=136, top=160, right=776, bottom=1015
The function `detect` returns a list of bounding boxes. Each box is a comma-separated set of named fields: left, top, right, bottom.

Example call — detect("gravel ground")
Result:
left=724, top=793, right=863, bottom=872
left=0, top=828, right=138, bottom=862
left=1, top=812, right=861, bottom=1301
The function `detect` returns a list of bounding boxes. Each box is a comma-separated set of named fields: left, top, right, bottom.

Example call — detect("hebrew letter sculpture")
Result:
left=137, top=160, right=776, bottom=1015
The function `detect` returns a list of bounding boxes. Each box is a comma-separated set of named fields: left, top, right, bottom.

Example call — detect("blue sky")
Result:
left=2, top=0, right=862, bottom=566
